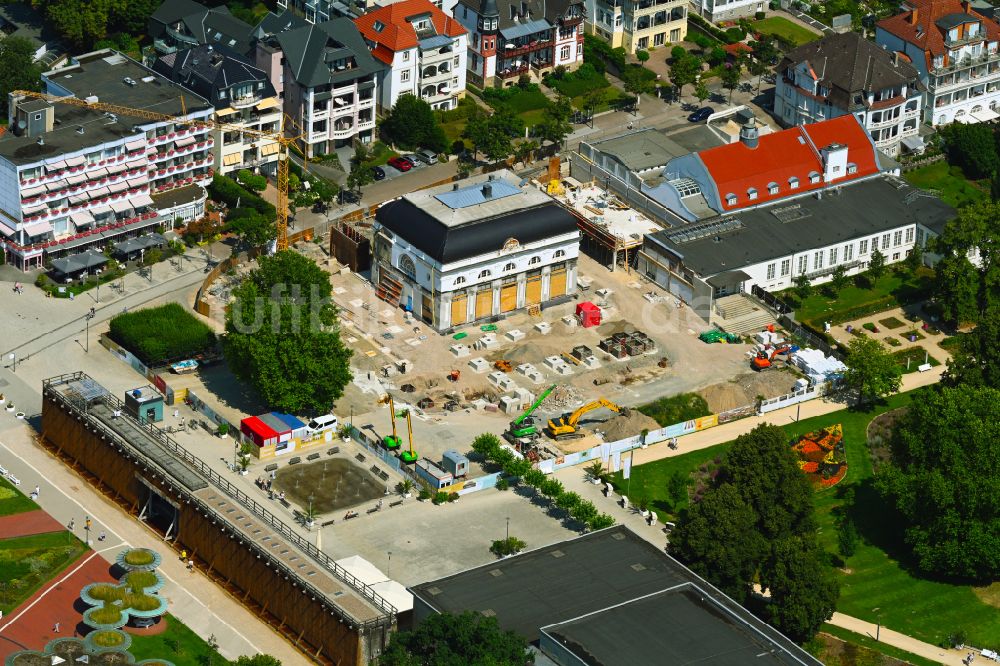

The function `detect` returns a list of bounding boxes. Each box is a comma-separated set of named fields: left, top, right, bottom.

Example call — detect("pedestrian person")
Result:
left=181, top=549, right=187, bottom=561
left=53, top=622, right=60, bottom=633
left=34, top=485, right=39, bottom=497
left=68, top=518, right=75, bottom=530
left=187, top=559, right=194, bottom=571
left=174, top=409, right=179, bottom=419
left=98, top=531, right=106, bottom=542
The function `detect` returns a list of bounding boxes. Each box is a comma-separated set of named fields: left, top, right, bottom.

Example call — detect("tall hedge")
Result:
left=208, top=174, right=276, bottom=222
left=109, top=303, right=216, bottom=365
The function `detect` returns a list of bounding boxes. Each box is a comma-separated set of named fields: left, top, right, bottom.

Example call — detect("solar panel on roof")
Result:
left=434, top=180, right=521, bottom=209
left=665, top=218, right=743, bottom=245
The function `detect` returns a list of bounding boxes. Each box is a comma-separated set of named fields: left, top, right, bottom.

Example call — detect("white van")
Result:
left=306, top=414, right=339, bottom=435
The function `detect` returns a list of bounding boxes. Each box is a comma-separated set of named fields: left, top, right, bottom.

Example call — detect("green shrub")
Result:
left=545, top=62, right=610, bottom=97
left=495, top=477, right=510, bottom=491
left=125, top=571, right=158, bottom=591
left=690, top=32, right=714, bottom=48
left=862, top=322, right=877, bottom=332
left=109, top=304, right=216, bottom=365
left=123, top=548, right=156, bottom=567
left=89, top=606, right=123, bottom=626
left=724, top=27, right=746, bottom=42
left=91, top=630, right=125, bottom=647
left=208, top=174, right=276, bottom=221
left=235, top=169, right=267, bottom=192
left=638, top=393, right=710, bottom=427
left=432, top=491, right=450, bottom=505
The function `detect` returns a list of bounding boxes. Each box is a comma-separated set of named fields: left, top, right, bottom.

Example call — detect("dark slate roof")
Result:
left=376, top=198, right=578, bottom=264
left=458, top=0, right=582, bottom=28
left=149, top=0, right=255, bottom=54
left=152, top=44, right=275, bottom=109
left=150, top=0, right=208, bottom=25
left=254, top=8, right=308, bottom=37
left=778, top=31, right=922, bottom=110
left=276, top=18, right=381, bottom=88
left=936, top=11, right=977, bottom=28
left=411, top=526, right=821, bottom=665
left=646, top=176, right=955, bottom=279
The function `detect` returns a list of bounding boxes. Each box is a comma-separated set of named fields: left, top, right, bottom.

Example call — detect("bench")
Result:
left=370, top=465, right=381, bottom=476
left=918, top=363, right=932, bottom=372
left=378, top=471, right=390, bottom=481
left=288, top=457, right=301, bottom=465
left=389, top=499, right=403, bottom=508
left=264, top=463, right=278, bottom=472
left=321, top=519, right=336, bottom=527
left=327, top=447, right=339, bottom=456
left=307, top=453, right=320, bottom=461
left=279, top=498, right=291, bottom=508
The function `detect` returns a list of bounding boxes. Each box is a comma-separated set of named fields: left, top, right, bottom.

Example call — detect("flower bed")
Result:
left=791, top=424, right=847, bottom=491
left=116, top=547, right=161, bottom=571
left=85, top=629, right=132, bottom=651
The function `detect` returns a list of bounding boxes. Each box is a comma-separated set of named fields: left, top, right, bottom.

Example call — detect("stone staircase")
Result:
left=712, top=294, right=777, bottom=336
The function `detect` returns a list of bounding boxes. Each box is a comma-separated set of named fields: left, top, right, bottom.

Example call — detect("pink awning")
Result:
left=125, top=159, right=145, bottom=170
left=23, top=203, right=47, bottom=215
left=64, top=155, right=86, bottom=167
left=131, top=194, right=155, bottom=207
left=69, top=193, right=89, bottom=205
left=45, top=160, right=67, bottom=172
left=110, top=199, right=132, bottom=214
left=108, top=181, right=128, bottom=194
left=125, top=139, right=146, bottom=151
left=70, top=210, right=95, bottom=226
left=88, top=186, right=110, bottom=198
left=87, top=167, right=108, bottom=179
left=127, top=175, right=148, bottom=188
left=21, top=185, right=45, bottom=198
left=175, top=135, right=196, bottom=148
left=66, top=173, right=87, bottom=185
left=106, top=163, right=127, bottom=175
left=24, top=221, right=52, bottom=236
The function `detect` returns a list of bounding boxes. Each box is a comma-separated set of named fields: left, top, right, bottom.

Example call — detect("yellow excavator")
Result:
left=547, top=398, right=630, bottom=440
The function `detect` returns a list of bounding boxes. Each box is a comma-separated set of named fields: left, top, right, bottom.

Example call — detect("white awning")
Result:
left=175, top=135, right=196, bottom=147
left=106, top=163, right=127, bottom=175
left=955, top=113, right=974, bottom=124
left=972, top=108, right=999, bottom=122
left=70, top=210, right=95, bottom=226
left=67, top=172, right=87, bottom=185
left=45, top=181, right=65, bottom=192
left=126, top=159, right=145, bottom=170
left=90, top=205, right=112, bottom=216
left=125, top=139, right=146, bottom=151
left=45, top=159, right=67, bottom=171
left=23, top=203, right=47, bottom=215
left=21, top=185, right=45, bottom=198
left=110, top=199, right=132, bottom=214
left=24, top=221, right=52, bottom=236
left=0, top=220, right=14, bottom=237
left=127, top=176, right=148, bottom=188
left=369, top=580, right=413, bottom=612
left=69, top=193, right=89, bottom=204
left=132, top=194, right=155, bottom=208
left=108, top=181, right=128, bottom=194
left=64, top=155, right=86, bottom=167
left=89, top=186, right=110, bottom=198
left=88, top=167, right=108, bottom=178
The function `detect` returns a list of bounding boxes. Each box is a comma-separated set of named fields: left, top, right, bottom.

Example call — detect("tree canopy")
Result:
left=31, top=0, right=158, bottom=48
left=842, top=335, right=902, bottom=404
left=225, top=208, right=276, bottom=249
left=875, top=384, right=1000, bottom=579
left=463, top=108, right=521, bottom=163
left=669, top=425, right=837, bottom=641
left=536, top=95, right=572, bottom=147
left=941, top=122, right=1000, bottom=180
left=379, top=611, right=531, bottom=666
left=945, top=307, right=1000, bottom=389
left=382, top=94, right=447, bottom=152
left=232, top=656, right=282, bottom=666
left=225, top=251, right=351, bottom=414
left=931, top=199, right=1000, bottom=325
left=0, top=37, right=42, bottom=116
left=669, top=53, right=701, bottom=96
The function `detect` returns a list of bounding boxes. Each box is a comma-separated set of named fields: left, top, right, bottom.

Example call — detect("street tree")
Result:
left=931, top=200, right=1000, bottom=317
left=904, top=241, right=924, bottom=274
left=721, top=62, right=742, bottom=103
left=621, top=66, right=656, bottom=103
left=380, top=611, right=531, bottom=666
left=471, top=432, right=502, bottom=460
left=760, top=536, right=840, bottom=643
left=867, top=248, right=887, bottom=285
left=875, top=384, right=1000, bottom=579
left=232, top=656, right=282, bottom=666
left=694, top=80, right=710, bottom=105
left=0, top=37, right=41, bottom=116
left=635, top=49, right=650, bottom=64
left=225, top=208, right=276, bottom=249
left=669, top=54, right=701, bottom=98
left=843, top=335, right=902, bottom=404
left=942, top=122, right=1000, bottom=179
left=666, top=470, right=688, bottom=510
left=251, top=249, right=332, bottom=299
left=346, top=146, right=374, bottom=197
left=827, top=265, right=849, bottom=296
left=382, top=94, right=447, bottom=152
left=513, top=139, right=539, bottom=166
left=537, top=95, right=573, bottom=147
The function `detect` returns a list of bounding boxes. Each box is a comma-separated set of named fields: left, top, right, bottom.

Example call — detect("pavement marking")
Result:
left=0, top=550, right=102, bottom=632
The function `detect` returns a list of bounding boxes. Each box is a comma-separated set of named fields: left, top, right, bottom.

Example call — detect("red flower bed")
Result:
left=791, top=424, right=847, bottom=491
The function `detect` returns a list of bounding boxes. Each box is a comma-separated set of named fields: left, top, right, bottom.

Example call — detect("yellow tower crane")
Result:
left=11, top=90, right=305, bottom=251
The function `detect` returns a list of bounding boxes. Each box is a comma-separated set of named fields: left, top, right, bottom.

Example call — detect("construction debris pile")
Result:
left=600, top=410, right=661, bottom=442
left=599, top=330, right=656, bottom=359
left=540, top=385, right=585, bottom=410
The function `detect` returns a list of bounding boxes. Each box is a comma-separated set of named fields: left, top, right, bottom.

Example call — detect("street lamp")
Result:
left=872, top=607, right=881, bottom=642
left=506, top=516, right=510, bottom=541
left=7, top=352, right=15, bottom=373
left=84, top=309, right=96, bottom=353
left=387, top=551, right=392, bottom=578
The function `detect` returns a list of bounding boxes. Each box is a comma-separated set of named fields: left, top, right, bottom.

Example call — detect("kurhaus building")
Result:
left=372, top=171, right=580, bottom=331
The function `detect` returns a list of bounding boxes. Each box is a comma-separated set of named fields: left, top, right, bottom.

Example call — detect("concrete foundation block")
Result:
left=468, top=357, right=490, bottom=373
left=476, top=333, right=500, bottom=350
left=505, top=328, right=526, bottom=342
left=561, top=315, right=577, bottom=327
left=534, top=322, right=552, bottom=335
left=499, top=395, right=522, bottom=414
left=450, top=344, right=471, bottom=358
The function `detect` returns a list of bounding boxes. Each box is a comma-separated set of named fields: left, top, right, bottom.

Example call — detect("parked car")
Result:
left=387, top=156, right=411, bottom=172
left=687, top=106, right=714, bottom=122
left=415, top=148, right=438, bottom=165
left=401, top=155, right=419, bottom=167
left=372, top=165, right=386, bottom=180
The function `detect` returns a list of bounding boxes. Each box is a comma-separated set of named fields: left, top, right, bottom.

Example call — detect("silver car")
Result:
left=415, top=148, right=438, bottom=165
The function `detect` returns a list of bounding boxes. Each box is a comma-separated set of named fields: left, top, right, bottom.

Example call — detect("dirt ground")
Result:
left=697, top=370, right=801, bottom=413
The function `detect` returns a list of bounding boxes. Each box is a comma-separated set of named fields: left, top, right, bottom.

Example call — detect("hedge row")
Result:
left=208, top=174, right=276, bottom=222
left=689, top=13, right=745, bottom=44
left=108, top=303, right=216, bottom=365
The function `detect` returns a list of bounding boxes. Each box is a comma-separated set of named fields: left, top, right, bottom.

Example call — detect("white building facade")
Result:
left=586, top=0, right=686, bottom=53
left=695, top=0, right=763, bottom=22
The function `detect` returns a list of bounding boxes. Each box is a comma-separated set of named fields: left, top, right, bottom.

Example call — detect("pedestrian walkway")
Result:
left=0, top=509, right=63, bottom=539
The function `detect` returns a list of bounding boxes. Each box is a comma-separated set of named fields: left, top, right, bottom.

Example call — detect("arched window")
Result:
left=554, top=249, right=565, bottom=258
left=504, top=262, right=516, bottom=271
left=529, top=256, right=541, bottom=265
left=398, top=254, right=416, bottom=279
left=478, top=269, right=492, bottom=279
left=454, top=276, right=466, bottom=285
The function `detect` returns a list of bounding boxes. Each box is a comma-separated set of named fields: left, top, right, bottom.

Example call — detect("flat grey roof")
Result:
left=404, top=170, right=550, bottom=227
left=0, top=104, right=145, bottom=165
left=542, top=585, right=820, bottom=665
left=590, top=129, right=689, bottom=173
left=647, top=176, right=955, bottom=278
left=410, top=525, right=820, bottom=665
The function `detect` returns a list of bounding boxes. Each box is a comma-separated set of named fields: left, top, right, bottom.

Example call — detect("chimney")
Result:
left=739, top=116, right=759, bottom=149
left=893, top=50, right=900, bottom=66
left=909, top=7, right=918, bottom=25
left=482, top=183, right=493, bottom=198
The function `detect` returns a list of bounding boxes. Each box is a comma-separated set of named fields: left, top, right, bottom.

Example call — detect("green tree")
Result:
left=471, top=432, right=502, bottom=460
left=555, top=491, right=581, bottom=512
left=463, top=109, right=519, bottom=163
left=523, top=468, right=546, bottom=489
left=232, top=656, right=282, bottom=666
left=346, top=146, right=374, bottom=197
left=540, top=478, right=564, bottom=499
left=867, top=248, right=887, bottom=285
left=490, top=536, right=527, bottom=557
left=382, top=94, right=448, bottom=152
left=837, top=519, right=859, bottom=558
left=942, top=122, right=1000, bottom=179
left=570, top=499, right=598, bottom=525
left=694, top=80, right=710, bottom=105
left=842, top=335, right=902, bottom=404
left=0, top=37, right=42, bottom=115
left=40, top=0, right=112, bottom=47
left=932, top=200, right=1000, bottom=318
left=760, top=536, right=840, bottom=643
left=537, top=95, right=572, bottom=147
left=721, top=63, right=742, bottom=103
left=513, top=139, right=539, bottom=166
left=621, top=66, right=655, bottom=103
left=588, top=513, right=616, bottom=530
left=666, top=470, right=688, bottom=510
left=904, top=241, right=924, bottom=274
left=875, top=384, right=1000, bottom=579
left=225, top=252, right=352, bottom=414
left=225, top=208, right=276, bottom=249
left=827, top=264, right=848, bottom=296
left=669, top=54, right=701, bottom=97
left=236, top=169, right=267, bottom=192
left=380, top=611, right=531, bottom=666
left=945, top=307, right=1000, bottom=388
left=635, top=49, right=650, bottom=63
left=793, top=273, right=812, bottom=301
left=934, top=253, right=981, bottom=327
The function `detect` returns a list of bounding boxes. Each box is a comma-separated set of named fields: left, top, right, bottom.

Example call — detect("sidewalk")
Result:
left=0, top=420, right=307, bottom=665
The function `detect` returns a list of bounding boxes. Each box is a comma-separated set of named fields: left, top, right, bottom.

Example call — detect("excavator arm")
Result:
left=547, top=398, right=629, bottom=439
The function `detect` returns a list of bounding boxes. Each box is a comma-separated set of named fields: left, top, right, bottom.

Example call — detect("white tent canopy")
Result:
left=335, top=555, right=388, bottom=586
left=370, top=580, right=413, bottom=612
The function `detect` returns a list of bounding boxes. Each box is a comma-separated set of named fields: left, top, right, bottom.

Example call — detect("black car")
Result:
left=372, top=165, right=385, bottom=180
left=688, top=106, right=714, bottom=122
left=311, top=201, right=328, bottom=214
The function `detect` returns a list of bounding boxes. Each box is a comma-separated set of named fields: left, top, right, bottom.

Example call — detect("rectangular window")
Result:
left=780, top=259, right=790, bottom=276
left=560, top=45, right=570, bottom=60
left=798, top=255, right=807, bottom=275
left=905, top=227, right=914, bottom=243
left=766, top=263, right=776, bottom=280
left=401, top=70, right=410, bottom=82
left=670, top=28, right=680, bottom=41
left=403, top=51, right=410, bottom=61
left=638, top=37, right=649, bottom=50
left=813, top=251, right=823, bottom=271
left=844, top=243, right=854, bottom=261
left=882, top=233, right=890, bottom=250
left=893, top=230, right=903, bottom=246
left=829, top=247, right=838, bottom=265
left=653, top=32, right=665, bottom=46
left=892, top=252, right=900, bottom=261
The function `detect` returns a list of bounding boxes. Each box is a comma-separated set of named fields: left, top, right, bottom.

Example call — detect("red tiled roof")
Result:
left=698, top=115, right=880, bottom=212
left=877, top=0, right=1000, bottom=66
left=355, top=0, right=466, bottom=65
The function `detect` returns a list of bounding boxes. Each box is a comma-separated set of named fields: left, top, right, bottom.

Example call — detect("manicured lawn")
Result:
left=789, top=267, right=934, bottom=329
left=877, top=316, right=905, bottom=330
left=546, top=67, right=610, bottom=98
left=571, top=86, right=633, bottom=112
left=491, top=87, right=549, bottom=114
left=610, top=443, right=728, bottom=520
left=0, top=532, right=87, bottom=613
left=129, top=613, right=226, bottom=663
left=615, top=388, right=1000, bottom=648
left=904, top=161, right=986, bottom=209
left=0, top=477, right=37, bottom=516
left=811, top=624, right=941, bottom=666
left=751, top=17, right=821, bottom=46
left=891, top=347, right=939, bottom=374
left=364, top=141, right=398, bottom=168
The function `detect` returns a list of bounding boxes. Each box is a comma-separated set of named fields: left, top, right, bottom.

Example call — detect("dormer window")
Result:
left=847, top=162, right=857, bottom=175
left=725, top=193, right=737, bottom=206
left=789, top=176, right=799, bottom=189
left=808, top=171, right=820, bottom=184
left=767, top=182, right=779, bottom=195
left=747, top=187, right=758, bottom=200
left=455, top=276, right=466, bottom=285
left=504, top=262, right=516, bottom=271
left=479, top=269, right=492, bottom=279
left=373, top=20, right=385, bottom=32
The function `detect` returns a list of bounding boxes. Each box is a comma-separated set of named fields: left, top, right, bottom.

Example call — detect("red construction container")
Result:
left=576, top=302, right=602, bottom=328
left=240, top=415, right=278, bottom=447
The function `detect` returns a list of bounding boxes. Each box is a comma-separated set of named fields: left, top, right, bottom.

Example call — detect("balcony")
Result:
left=231, top=93, right=262, bottom=109
left=501, top=38, right=553, bottom=58
left=332, top=122, right=355, bottom=139
left=931, top=49, right=1000, bottom=75
left=498, top=64, right=530, bottom=79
